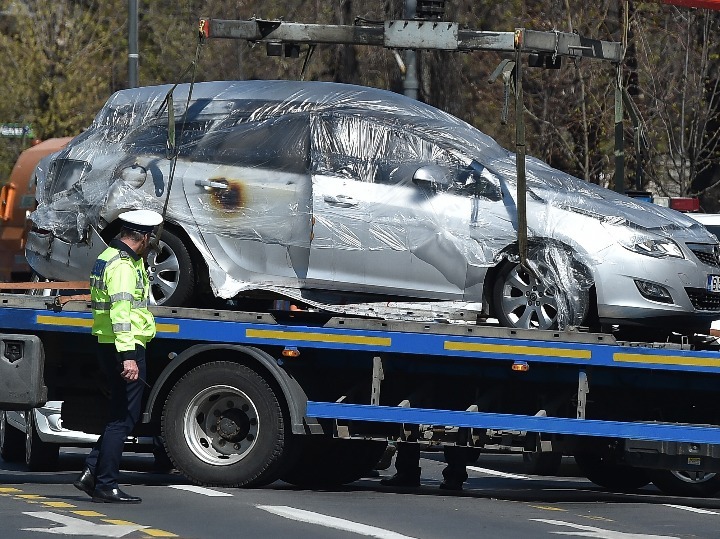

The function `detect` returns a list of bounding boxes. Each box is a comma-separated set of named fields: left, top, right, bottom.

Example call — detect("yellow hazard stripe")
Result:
left=444, top=341, right=591, bottom=359
left=36, top=315, right=179, bottom=334
left=37, top=315, right=92, bottom=328
left=614, top=352, right=720, bottom=368
left=156, top=323, right=180, bottom=333
left=246, top=328, right=391, bottom=347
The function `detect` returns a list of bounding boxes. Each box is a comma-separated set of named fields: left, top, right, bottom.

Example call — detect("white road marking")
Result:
left=663, top=504, right=720, bottom=515
left=467, top=465, right=529, bottom=480
left=168, top=485, right=233, bottom=497
left=257, top=505, right=419, bottom=539
left=530, top=518, right=679, bottom=538
left=22, top=511, right=146, bottom=537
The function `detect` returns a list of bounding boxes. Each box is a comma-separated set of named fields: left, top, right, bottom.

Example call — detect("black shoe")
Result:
left=73, top=468, right=95, bottom=497
left=439, top=479, right=463, bottom=491
left=91, top=487, right=142, bottom=504
left=380, top=472, right=421, bottom=488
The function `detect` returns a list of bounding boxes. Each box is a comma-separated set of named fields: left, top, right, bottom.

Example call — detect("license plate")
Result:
left=708, top=275, right=720, bottom=292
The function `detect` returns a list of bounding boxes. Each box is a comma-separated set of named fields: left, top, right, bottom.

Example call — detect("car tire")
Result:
left=147, top=229, right=195, bottom=307
left=280, top=437, right=388, bottom=488
left=574, top=452, right=650, bottom=491
left=162, top=361, right=291, bottom=487
left=25, top=411, right=59, bottom=471
left=1, top=411, right=25, bottom=462
left=492, top=245, right=591, bottom=330
left=649, top=469, right=720, bottom=497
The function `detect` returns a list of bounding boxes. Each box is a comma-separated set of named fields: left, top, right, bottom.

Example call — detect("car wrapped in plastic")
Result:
left=25, top=80, right=720, bottom=334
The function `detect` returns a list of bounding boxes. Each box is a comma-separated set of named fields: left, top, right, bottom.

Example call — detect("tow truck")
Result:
left=2, top=291, right=720, bottom=496
left=4, top=11, right=720, bottom=499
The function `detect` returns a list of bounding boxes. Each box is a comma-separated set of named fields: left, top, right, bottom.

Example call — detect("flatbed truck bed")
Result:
left=2, top=292, right=720, bottom=496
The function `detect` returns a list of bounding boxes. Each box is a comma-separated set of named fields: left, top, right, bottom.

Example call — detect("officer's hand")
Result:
left=121, top=360, right=139, bottom=382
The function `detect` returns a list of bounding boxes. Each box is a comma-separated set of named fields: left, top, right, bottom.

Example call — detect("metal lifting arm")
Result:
left=198, top=18, right=623, bottom=62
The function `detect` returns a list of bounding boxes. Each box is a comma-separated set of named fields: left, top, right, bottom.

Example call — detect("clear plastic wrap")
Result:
left=28, top=80, right=720, bottom=329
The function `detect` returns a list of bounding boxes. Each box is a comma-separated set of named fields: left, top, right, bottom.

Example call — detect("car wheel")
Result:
left=649, top=469, right=720, bottom=497
left=147, top=230, right=195, bottom=306
left=1, top=411, right=24, bottom=462
left=162, top=361, right=292, bottom=487
left=25, top=411, right=59, bottom=471
left=492, top=246, right=591, bottom=330
left=574, top=452, right=650, bottom=491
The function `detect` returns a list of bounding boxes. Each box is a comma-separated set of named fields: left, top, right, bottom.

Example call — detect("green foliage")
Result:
left=0, top=0, right=719, bottom=208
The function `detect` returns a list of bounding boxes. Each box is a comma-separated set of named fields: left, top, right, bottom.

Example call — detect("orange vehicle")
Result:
left=0, top=137, right=73, bottom=282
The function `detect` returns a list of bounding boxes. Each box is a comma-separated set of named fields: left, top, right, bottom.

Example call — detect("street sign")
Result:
left=0, top=124, right=35, bottom=138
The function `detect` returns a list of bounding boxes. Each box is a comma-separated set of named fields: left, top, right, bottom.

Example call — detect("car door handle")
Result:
left=323, top=195, right=358, bottom=207
left=195, top=179, right=228, bottom=189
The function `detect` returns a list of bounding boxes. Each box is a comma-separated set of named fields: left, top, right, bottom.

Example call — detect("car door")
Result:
left=307, top=112, right=512, bottom=300
left=307, top=113, right=414, bottom=296
left=180, top=114, right=313, bottom=286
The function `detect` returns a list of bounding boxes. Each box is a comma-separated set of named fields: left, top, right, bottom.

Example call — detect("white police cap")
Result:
left=119, top=209, right=163, bottom=233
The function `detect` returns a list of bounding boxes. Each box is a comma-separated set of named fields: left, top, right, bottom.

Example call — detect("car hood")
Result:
left=487, top=153, right=715, bottom=244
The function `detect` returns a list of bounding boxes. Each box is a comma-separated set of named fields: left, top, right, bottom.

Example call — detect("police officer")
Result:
left=73, top=209, right=163, bottom=504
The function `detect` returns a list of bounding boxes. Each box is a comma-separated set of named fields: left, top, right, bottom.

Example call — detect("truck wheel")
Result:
left=0, top=411, right=24, bottom=462
left=162, top=361, right=290, bottom=487
left=574, top=452, right=650, bottom=491
left=147, top=230, right=195, bottom=307
left=649, top=469, right=720, bottom=497
left=281, top=437, right=388, bottom=488
left=25, top=411, right=59, bottom=471
left=522, top=450, right=563, bottom=476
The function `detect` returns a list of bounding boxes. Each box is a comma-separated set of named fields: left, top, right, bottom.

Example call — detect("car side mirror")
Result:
left=412, top=165, right=451, bottom=194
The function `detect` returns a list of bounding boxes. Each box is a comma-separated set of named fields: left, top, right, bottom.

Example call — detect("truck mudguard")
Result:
left=142, top=343, right=313, bottom=435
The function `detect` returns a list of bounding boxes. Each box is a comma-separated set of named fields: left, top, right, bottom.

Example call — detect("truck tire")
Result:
left=574, top=452, right=650, bottom=491
left=162, top=361, right=290, bottom=487
left=522, top=450, right=563, bottom=476
left=649, top=469, right=720, bottom=497
left=281, top=437, right=388, bottom=488
left=25, top=411, right=59, bottom=472
left=1, top=411, right=24, bottom=462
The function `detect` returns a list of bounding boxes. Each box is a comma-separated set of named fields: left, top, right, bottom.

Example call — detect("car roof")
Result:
left=686, top=213, right=720, bottom=226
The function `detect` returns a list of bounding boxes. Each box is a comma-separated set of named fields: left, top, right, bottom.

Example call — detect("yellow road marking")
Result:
left=72, top=510, right=106, bottom=517
left=582, top=515, right=614, bottom=521
left=102, top=519, right=139, bottom=526
left=0, top=487, right=22, bottom=493
left=246, top=328, right=391, bottom=347
left=614, top=352, right=720, bottom=368
left=445, top=341, right=591, bottom=359
left=529, top=505, right=567, bottom=511
left=42, top=501, right=76, bottom=508
left=143, top=530, right=179, bottom=537
left=17, top=494, right=45, bottom=499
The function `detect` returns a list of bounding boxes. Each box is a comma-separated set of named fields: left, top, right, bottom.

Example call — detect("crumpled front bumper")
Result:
left=25, top=227, right=107, bottom=282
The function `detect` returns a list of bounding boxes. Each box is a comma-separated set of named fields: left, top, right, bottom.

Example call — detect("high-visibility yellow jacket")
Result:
left=90, top=239, right=156, bottom=359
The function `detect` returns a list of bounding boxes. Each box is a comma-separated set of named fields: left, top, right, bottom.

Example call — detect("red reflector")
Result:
left=669, top=197, right=700, bottom=212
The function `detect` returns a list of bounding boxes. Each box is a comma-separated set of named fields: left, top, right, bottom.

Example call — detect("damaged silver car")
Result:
left=26, top=80, right=720, bottom=334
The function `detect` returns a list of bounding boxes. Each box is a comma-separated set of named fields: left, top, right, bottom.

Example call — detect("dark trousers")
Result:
left=395, top=441, right=480, bottom=483
left=84, top=345, right=146, bottom=489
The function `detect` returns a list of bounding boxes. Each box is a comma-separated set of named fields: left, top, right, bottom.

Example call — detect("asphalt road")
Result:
left=2, top=450, right=720, bottom=538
